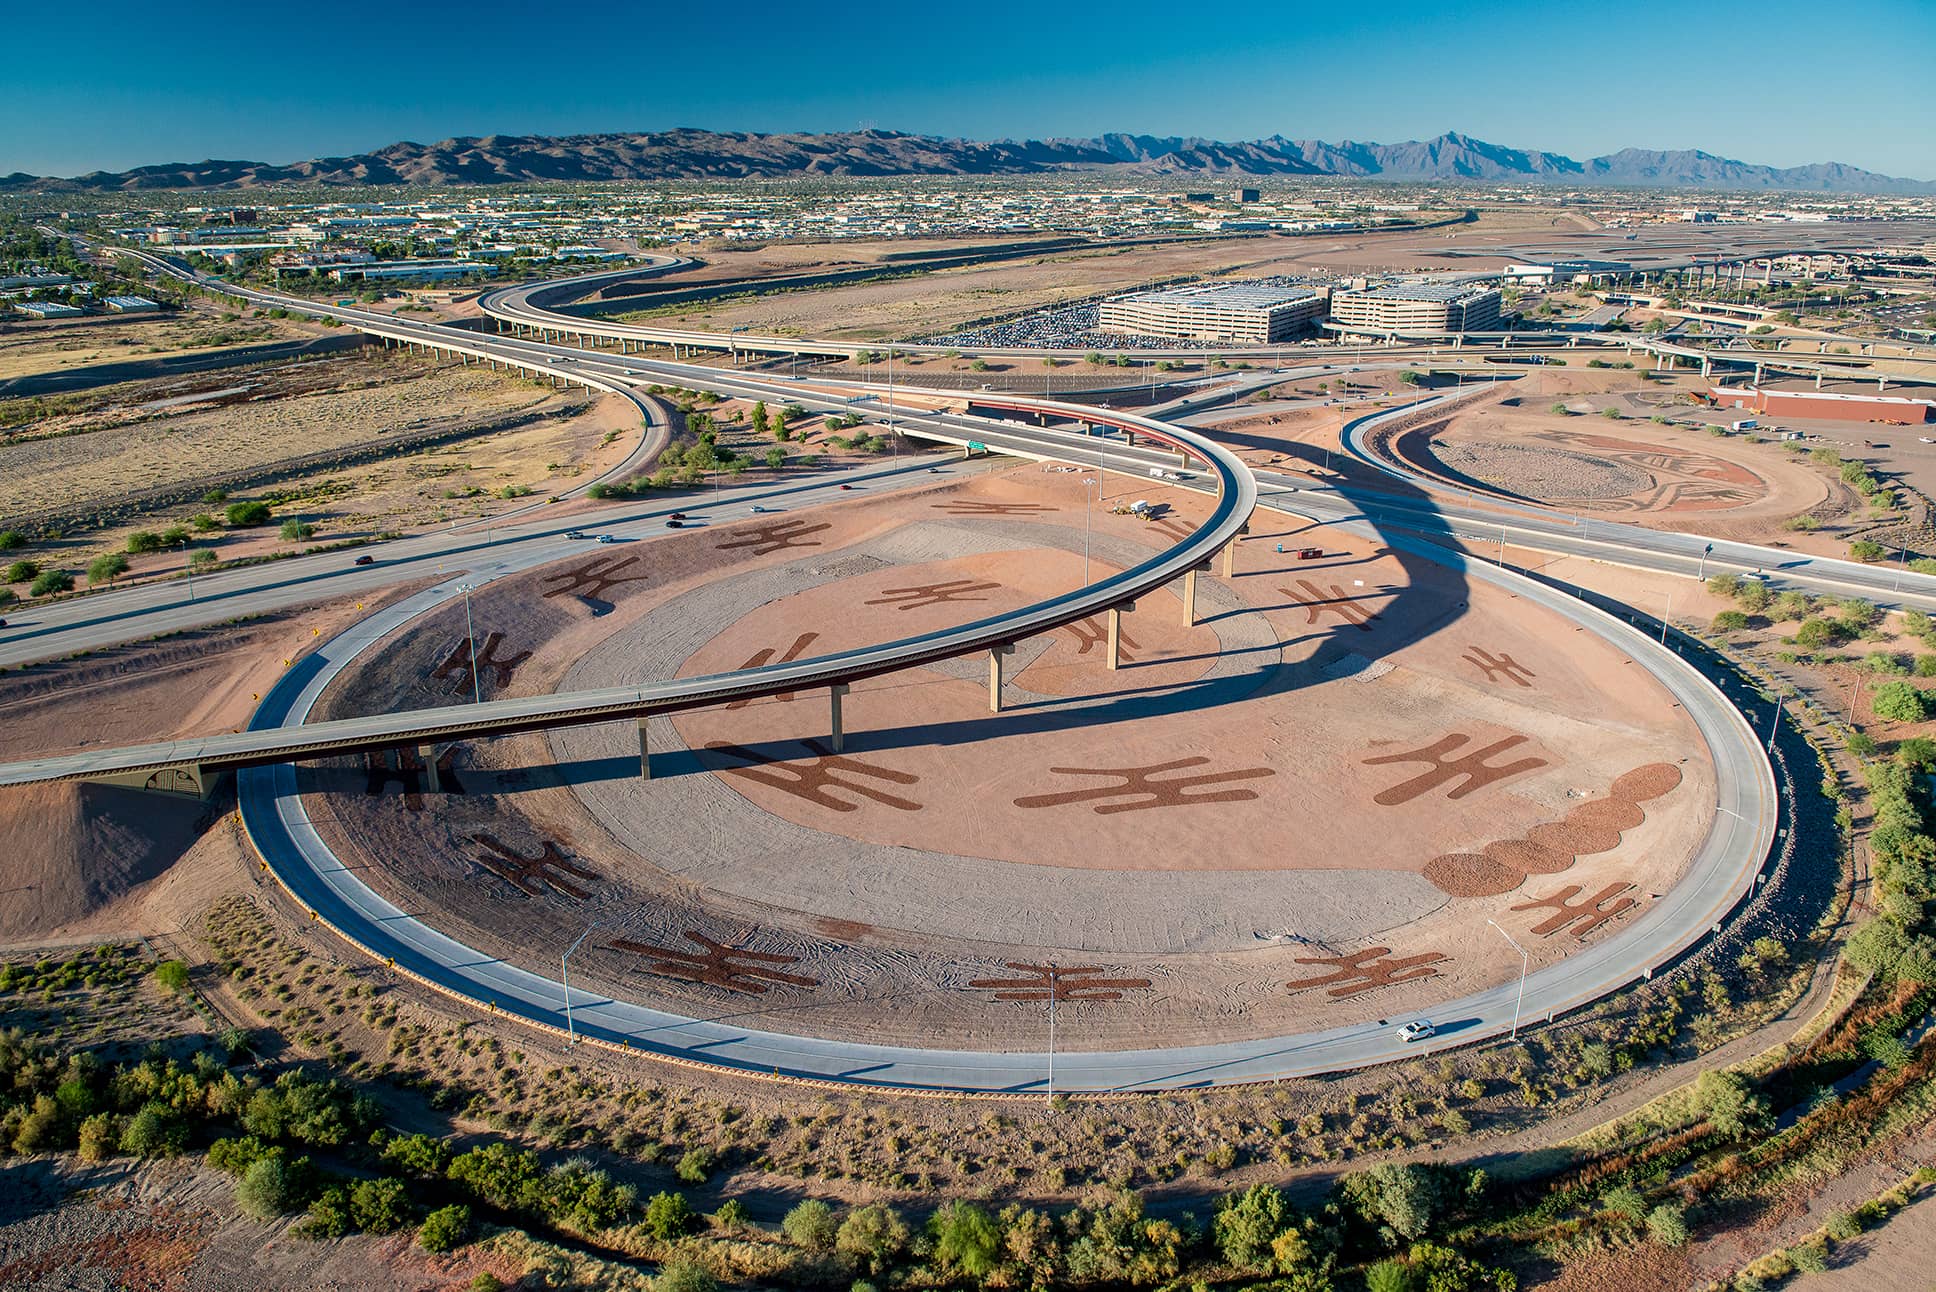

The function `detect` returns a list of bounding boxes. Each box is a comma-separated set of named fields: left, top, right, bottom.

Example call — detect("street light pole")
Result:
left=1486, top=919, right=1530, bottom=1041
left=561, top=918, right=601, bottom=1043
left=456, top=583, right=481, bottom=704
left=1047, top=962, right=1057, bottom=1100
left=1082, top=477, right=1097, bottom=585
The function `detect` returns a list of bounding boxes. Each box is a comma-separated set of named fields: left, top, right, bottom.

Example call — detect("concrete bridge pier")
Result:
left=1816, top=371, right=1825, bottom=389
left=829, top=684, right=849, bottom=751
left=987, top=646, right=1015, bottom=711
left=637, top=718, right=652, bottom=780
left=1181, top=567, right=1199, bottom=626
left=1106, top=606, right=1132, bottom=671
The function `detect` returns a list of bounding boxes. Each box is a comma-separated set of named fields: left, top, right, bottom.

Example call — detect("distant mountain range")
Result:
left=4, top=129, right=1930, bottom=194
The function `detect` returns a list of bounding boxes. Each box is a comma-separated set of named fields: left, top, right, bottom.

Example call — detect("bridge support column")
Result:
left=1222, top=538, right=1239, bottom=579
left=416, top=747, right=440, bottom=794
left=637, top=718, right=652, bottom=780
left=1181, top=567, right=1199, bottom=626
left=1700, top=357, right=1712, bottom=379
left=988, top=645, right=1014, bottom=711
left=829, top=684, right=849, bottom=753
left=1106, top=606, right=1130, bottom=671
left=1816, top=371, right=1824, bottom=389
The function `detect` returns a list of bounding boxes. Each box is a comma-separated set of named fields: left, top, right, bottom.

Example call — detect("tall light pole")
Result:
left=1047, top=962, right=1057, bottom=1101
left=1697, top=542, right=1713, bottom=582
left=455, top=583, right=481, bottom=704
left=1082, top=476, right=1098, bottom=584
left=1487, top=919, right=1530, bottom=1041
left=561, top=917, right=601, bottom=1043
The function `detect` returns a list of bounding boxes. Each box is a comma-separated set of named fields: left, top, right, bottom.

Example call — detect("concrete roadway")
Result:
left=227, top=429, right=1773, bottom=1091
left=0, top=394, right=1256, bottom=786
left=1315, top=393, right=1936, bottom=611
left=0, top=255, right=1780, bottom=1088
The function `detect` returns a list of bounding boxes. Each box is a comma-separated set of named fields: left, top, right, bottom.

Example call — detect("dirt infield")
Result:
left=292, top=461, right=1713, bottom=1051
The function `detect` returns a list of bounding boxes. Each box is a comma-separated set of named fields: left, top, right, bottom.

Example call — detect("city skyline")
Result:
left=5, top=0, right=1932, bottom=179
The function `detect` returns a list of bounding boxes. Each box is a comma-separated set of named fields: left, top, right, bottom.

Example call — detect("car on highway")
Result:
left=565, top=530, right=587, bottom=540
left=352, top=554, right=375, bottom=566
left=668, top=512, right=687, bottom=521
left=666, top=519, right=685, bottom=529
left=596, top=535, right=617, bottom=544
left=839, top=484, right=856, bottom=491
left=1397, top=1020, right=1436, bottom=1043
left=750, top=505, right=774, bottom=513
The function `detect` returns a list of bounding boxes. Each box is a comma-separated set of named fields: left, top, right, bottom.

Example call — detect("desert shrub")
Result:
left=1825, top=1208, right=1862, bottom=1239
left=1713, top=611, right=1750, bottom=632
left=350, top=1177, right=414, bottom=1233
left=278, top=520, right=315, bottom=542
left=153, top=960, right=190, bottom=993
left=1708, top=574, right=1744, bottom=599
left=1215, top=1183, right=1292, bottom=1271
left=674, top=1146, right=714, bottom=1184
left=1795, top=618, right=1837, bottom=649
left=1647, top=1203, right=1690, bottom=1246
left=418, top=1203, right=472, bottom=1252
left=1340, top=1162, right=1447, bottom=1243
left=380, top=1131, right=453, bottom=1177
left=225, top=501, right=272, bottom=526
left=125, top=531, right=164, bottom=554
left=1873, top=680, right=1929, bottom=723
left=837, top=1203, right=909, bottom=1275
left=1365, top=1259, right=1416, bottom=1292
left=929, top=1201, right=1002, bottom=1280
left=0, top=530, right=24, bottom=550
left=119, top=1102, right=186, bottom=1157
left=1791, top=1239, right=1829, bottom=1273
left=2, top=560, right=36, bottom=583
left=644, top=1190, right=696, bottom=1240
left=711, top=1198, right=749, bottom=1231
left=297, top=1186, right=351, bottom=1239
left=783, top=1198, right=839, bottom=1252
left=234, top=1152, right=305, bottom=1220
left=1695, top=1070, right=1767, bottom=1139
left=208, top=1135, right=275, bottom=1175
left=1852, top=540, right=1888, bottom=562
left=655, top=1261, right=718, bottom=1292
left=77, top=1112, right=119, bottom=1162
left=86, top=554, right=129, bottom=586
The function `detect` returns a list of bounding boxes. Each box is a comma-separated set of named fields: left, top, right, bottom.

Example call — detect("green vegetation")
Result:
left=86, top=553, right=129, bottom=586
left=225, top=501, right=273, bottom=527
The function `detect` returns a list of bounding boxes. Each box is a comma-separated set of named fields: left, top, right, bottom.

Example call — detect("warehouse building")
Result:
left=1328, top=282, right=1503, bottom=335
left=1706, top=385, right=1934, bottom=425
left=1098, top=282, right=1330, bottom=343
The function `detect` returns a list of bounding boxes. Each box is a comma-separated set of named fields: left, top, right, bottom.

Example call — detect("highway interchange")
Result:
left=0, top=247, right=1874, bottom=1088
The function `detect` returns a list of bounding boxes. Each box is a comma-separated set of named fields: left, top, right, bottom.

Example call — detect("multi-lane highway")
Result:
left=0, top=252, right=1789, bottom=1089
left=217, top=397, right=1773, bottom=1090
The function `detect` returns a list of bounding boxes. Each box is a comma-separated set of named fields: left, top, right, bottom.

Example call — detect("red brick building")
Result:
left=1707, top=385, right=1934, bottom=425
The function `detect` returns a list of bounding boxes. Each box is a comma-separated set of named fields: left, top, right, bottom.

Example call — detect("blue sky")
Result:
left=5, top=0, right=1931, bottom=178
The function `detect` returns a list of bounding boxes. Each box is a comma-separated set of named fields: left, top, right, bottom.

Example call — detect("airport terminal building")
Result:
left=1329, top=282, right=1503, bottom=335
left=1098, top=282, right=1330, bottom=343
